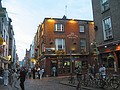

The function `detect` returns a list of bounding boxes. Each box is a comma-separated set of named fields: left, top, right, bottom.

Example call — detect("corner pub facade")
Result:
left=35, top=16, right=94, bottom=76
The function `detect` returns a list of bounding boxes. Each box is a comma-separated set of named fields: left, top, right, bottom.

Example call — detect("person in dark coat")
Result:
left=32, top=67, right=35, bottom=79
left=18, top=67, right=26, bottom=90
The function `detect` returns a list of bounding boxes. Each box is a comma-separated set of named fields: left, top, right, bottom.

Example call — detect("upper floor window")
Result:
left=79, top=26, right=85, bottom=32
left=54, top=23, right=64, bottom=32
left=80, top=39, right=86, bottom=53
left=55, top=38, right=65, bottom=50
left=102, top=17, right=113, bottom=40
left=101, top=0, right=109, bottom=11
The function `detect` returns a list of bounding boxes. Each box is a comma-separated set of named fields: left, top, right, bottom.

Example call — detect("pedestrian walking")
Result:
left=99, top=64, right=106, bottom=79
left=39, top=69, right=43, bottom=80
left=3, top=68, right=9, bottom=86
left=32, top=67, right=35, bottom=79
left=74, top=65, right=82, bottom=90
left=18, top=67, right=26, bottom=90
left=8, top=69, right=13, bottom=86
left=91, top=64, right=96, bottom=78
left=52, top=66, right=56, bottom=77
left=12, top=69, right=19, bottom=89
left=42, top=68, right=45, bottom=77
left=28, top=68, right=31, bottom=79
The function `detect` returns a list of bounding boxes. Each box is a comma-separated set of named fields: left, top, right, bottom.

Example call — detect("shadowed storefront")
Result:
left=39, top=54, right=88, bottom=77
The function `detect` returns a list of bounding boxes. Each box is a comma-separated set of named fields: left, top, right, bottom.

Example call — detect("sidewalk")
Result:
left=58, top=77, right=100, bottom=90
left=0, top=84, right=12, bottom=90
left=58, top=76, right=118, bottom=90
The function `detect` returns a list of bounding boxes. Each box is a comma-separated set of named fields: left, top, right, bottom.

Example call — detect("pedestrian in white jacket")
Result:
left=4, top=69, right=9, bottom=86
left=39, top=69, right=43, bottom=80
left=12, top=69, right=19, bottom=89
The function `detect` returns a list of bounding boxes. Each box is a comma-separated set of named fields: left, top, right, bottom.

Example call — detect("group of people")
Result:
left=32, top=67, right=44, bottom=80
left=88, top=64, right=106, bottom=79
left=0, top=67, right=27, bottom=90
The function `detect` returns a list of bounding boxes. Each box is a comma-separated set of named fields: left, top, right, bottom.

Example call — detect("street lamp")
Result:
left=67, top=32, right=78, bottom=77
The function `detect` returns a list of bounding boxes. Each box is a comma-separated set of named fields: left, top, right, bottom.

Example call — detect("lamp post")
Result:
left=67, top=32, right=78, bottom=77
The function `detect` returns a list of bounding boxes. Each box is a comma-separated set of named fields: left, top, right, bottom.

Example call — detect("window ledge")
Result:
left=54, top=31, right=65, bottom=33
left=101, top=8, right=110, bottom=14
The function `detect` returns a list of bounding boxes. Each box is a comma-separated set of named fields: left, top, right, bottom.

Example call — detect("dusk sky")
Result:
left=2, top=0, right=93, bottom=61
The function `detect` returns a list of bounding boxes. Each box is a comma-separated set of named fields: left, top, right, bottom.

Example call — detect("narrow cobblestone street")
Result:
left=0, top=76, right=120, bottom=90
left=26, top=77, right=77, bottom=90
left=0, top=77, right=76, bottom=90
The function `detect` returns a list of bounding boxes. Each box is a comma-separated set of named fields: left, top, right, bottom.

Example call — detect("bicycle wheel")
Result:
left=110, top=79, right=119, bottom=89
left=68, top=77, right=75, bottom=84
left=76, top=82, right=82, bottom=90
left=71, top=77, right=75, bottom=84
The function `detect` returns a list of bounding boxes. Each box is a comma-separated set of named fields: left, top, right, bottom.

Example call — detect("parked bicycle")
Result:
left=76, top=73, right=82, bottom=90
left=68, top=75, right=75, bottom=84
left=88, top=73, right=120, bottom=89
left=109, top=74, right=120, bottom=89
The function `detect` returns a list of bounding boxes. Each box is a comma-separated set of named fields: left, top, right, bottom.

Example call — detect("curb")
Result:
left=59, top=81, right=93, bottom=90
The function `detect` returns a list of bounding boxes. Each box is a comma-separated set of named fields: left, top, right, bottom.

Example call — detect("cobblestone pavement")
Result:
left=59, top=76, right=120, bottom=90
left=0, top=76, right=120, bottom=90
left=0, top=77, right=76, bottom=90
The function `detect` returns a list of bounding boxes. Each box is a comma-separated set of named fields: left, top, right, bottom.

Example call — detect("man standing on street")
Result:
left=3, top=68, right=9, bottom=86
left=18, top=67, right=26, bottom=90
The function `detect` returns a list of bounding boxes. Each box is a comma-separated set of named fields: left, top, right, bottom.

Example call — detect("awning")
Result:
left=107, top=55, right=114, bottom=60
left=0, top=56, right=10, bottom=64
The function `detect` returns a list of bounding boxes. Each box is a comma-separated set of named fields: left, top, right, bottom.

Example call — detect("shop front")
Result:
left=40, top=54, right=89, bottom=77
left=98, top=43, right=120, bottom=74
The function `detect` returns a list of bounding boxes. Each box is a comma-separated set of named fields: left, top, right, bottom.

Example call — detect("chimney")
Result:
left=62, top=15, right=67, bottom=20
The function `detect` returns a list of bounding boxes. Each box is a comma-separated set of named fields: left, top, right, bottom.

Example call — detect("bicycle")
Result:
left=109, top=74, right=120, bottom=89
left=76, top=73, right=82, bottom=90
left=68, top=76, right=75, bottom=84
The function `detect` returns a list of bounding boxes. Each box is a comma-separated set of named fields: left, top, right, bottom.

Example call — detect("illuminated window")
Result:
left=79, top=26, right=85, bottom=32
left=55, top=38, right=65, bottom=50
left=102, top=17, right=113, bottom=40
left=101, top=0, right=109, bottom=11
left=54, top=23, right=64, bottom=31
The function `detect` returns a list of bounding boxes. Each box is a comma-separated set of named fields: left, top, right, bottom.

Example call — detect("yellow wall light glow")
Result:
left=91, top=22, right=94, bottom=25
left=69, top=19, right=77, bottom=23
left=47, top=18, right=55, bottom=22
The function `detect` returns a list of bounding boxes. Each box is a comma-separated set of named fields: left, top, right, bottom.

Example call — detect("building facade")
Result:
left=0, top=0, right=17, bottom=72
left=35, top=16, right=94, bottom=76
left=92, top=0, right=120, bottom=73
left=0, top=1, right=10, bottom=69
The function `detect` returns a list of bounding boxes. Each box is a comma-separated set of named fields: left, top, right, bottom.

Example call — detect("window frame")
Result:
left=102, top=17, right=113, bottom=40
left=100, top=0, right=109, bottom=12
left=55, top=38, right=65, bottom=50
left=79, top=25, right=85, bottom=33
left=54, top=23, right=64, bottom=32
left=80, top=39, right=86, bottom=53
